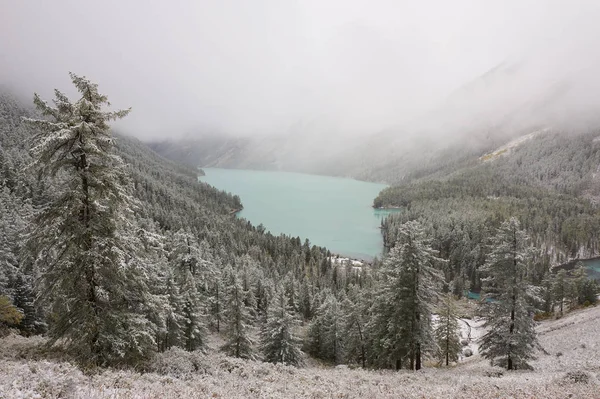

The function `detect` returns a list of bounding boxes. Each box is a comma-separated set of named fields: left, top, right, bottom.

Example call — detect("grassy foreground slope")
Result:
left=2, top=305, right=599, bottom=398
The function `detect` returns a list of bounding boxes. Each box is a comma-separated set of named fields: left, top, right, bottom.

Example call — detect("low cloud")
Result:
left=2, top=0, right=600, bottom=140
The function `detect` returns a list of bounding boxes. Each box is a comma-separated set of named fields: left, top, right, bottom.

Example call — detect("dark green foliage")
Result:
left=23, top=74, right=157, bottom=367
left=260, top=290, right=303, bottom=366
left=368, top=221, right=443, bottom=370
left=305, top=293, right=343, bottom=364
left=341, top=285, right=367, bottom=367
left=0, top=83, right=343, bottom=367
left=577, top=279, right=598, bottom=305
left=435, top=294, right=461, bottom=366
left=377, top=131, right=600, bottom=297
left=479, top=218, right=538, bottom=370
left=221, top=270, right=254, bottom=359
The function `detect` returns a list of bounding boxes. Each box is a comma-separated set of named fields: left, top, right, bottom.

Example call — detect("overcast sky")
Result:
left=2, top=0, right=600, bottom=139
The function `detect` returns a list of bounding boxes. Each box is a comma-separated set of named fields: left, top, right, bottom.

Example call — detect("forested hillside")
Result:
left=0, top=85, right=360, bottom=365
left=376, top=129, right=600, bottom=294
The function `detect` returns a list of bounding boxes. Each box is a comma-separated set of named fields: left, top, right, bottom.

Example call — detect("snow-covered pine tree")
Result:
left=298, top=278, right=313, bottom=321
left=434, top=293, right=461, bottom=366
left=0, top=186, right=22, bottom=296
left=208, top=261, right=226, bottom=333
left=169, top=229, right=213, bottom=351
left=221, top=269, right=254, bottom=359
left=254, top=273, right=274, bottom=320
left=372, top=220, right=443, bottom=370
left=260, top=289, right=303, bottom=366
left=479, top=217, right=538, bottom=370
left=12, top=273, right=45, bottom=336
left=539, top=276, right=554, bottom=314
left=552, top=269, right=569, bottom=315
left=341, top=285, right=367, bottom=367
left=162, top=273, right=184, bottom=351
left=305, top=292, right=343, bottom=364
left=135, top=224, right=171, bottom=353
left=180, top=276, right=207, bottom=352
left=23, top=73, right=155, bottom=366
left=571, top=262, right=589, bottom=306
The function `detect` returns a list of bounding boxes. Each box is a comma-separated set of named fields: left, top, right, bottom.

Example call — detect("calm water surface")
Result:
left=580, top=258, right=600, bottom=280
left=200, top=168, right=397, bottom=259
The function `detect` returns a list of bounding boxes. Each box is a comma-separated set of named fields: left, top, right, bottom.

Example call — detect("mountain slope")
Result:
left=2, top=304, right=599, bottom=398
left=375, top=129, right=600, bottom=297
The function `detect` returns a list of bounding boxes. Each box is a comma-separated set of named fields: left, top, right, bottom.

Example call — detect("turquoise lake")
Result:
left=581, top=258, right=600, bottom=280
left=200, top=168, right=397, bottom=259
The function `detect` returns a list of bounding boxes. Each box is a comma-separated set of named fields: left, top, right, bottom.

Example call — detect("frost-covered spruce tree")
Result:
left=12, top=273, right=46, bottom=336
left=305, top=292, right=343, bottom=364
left=552, top=269, right=569, bottom=315
left=208, top=267, right=225, bottom=332
left=169, top=229, right=214, bottom=351
left=23, top=73, right=155, bottom=366
left=479, top=217, right=538, bottom=370
left=373, top=220, right=443, bottom=370
left=434, top=294, right=461, bottom=366
left=221, top=269, right=254, bottom=359
left=341, top=285, right=367, bottom=367
left=162, top=273, right=184, bottom=351
left=254, top=273, right=274, bottom=320
left=260, top=289, right=303, bottom=366
left=298, top=278, right=313, bottom=320
left=0, top=186, right=26, bottom=297
left=571, top=262, right=590, bottom=306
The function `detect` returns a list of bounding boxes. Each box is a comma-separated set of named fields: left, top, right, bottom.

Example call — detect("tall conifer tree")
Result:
left=23, top=73, right=154, bottom=366
left=260, top=289, right=303, bottom=366
left=479, top=217, right=538, bottom=370
left=372, top=220, right=443, bottom=370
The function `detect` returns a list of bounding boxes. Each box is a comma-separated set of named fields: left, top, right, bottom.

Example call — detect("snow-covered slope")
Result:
left=2, top=305, right=599, bottom=398
left=479, top=128, right=549, bottom=162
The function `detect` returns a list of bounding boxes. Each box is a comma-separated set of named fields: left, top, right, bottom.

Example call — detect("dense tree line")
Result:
left=376, top=131, right=600, bottom=295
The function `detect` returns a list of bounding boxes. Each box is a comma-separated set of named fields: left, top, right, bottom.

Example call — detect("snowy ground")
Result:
left=328, top=256, right=364, bottom=267
left=2, top=306, right=600, bottom=398
left=479, top=128, right=549, bottom=162
left=458, top=317, right=486, bottom=358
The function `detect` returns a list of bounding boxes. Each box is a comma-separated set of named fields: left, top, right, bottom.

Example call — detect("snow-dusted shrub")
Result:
left=463, top=348, right=473, bottom=357
left=150, top=347, right=207, bottom=377
left=562, top=370, right=590, bottom=384
left=217, top=353, right=248, bottom=373
left=483, top=368, right=503, bottom=378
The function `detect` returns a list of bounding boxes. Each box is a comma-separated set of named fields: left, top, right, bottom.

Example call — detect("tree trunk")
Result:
left=416, top=344, right=421, bottom=370
left=446, top=319, right=450, bottom=366
left=357, top=321, right=366, bottom=368
left=81, top=152, right=100, bottom=364
left=507, top=229, right=517, bottom=371
left=216, top=284, right=220, bottom=332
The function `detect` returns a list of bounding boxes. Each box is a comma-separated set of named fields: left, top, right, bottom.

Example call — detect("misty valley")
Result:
left=200, top=168, right=397, bottom=260
left=4, top=2, right=600, bottom=399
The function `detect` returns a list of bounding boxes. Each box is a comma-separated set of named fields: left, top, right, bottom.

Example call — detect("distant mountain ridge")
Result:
left=150, top=55, right=600, bottom=184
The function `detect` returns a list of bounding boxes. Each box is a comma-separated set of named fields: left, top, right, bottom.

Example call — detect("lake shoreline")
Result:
left=373, top=205, right=402, bottom=210
left=554, top=256, right=600, bottom=270
left=201, top=168, right=389, bottom=258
